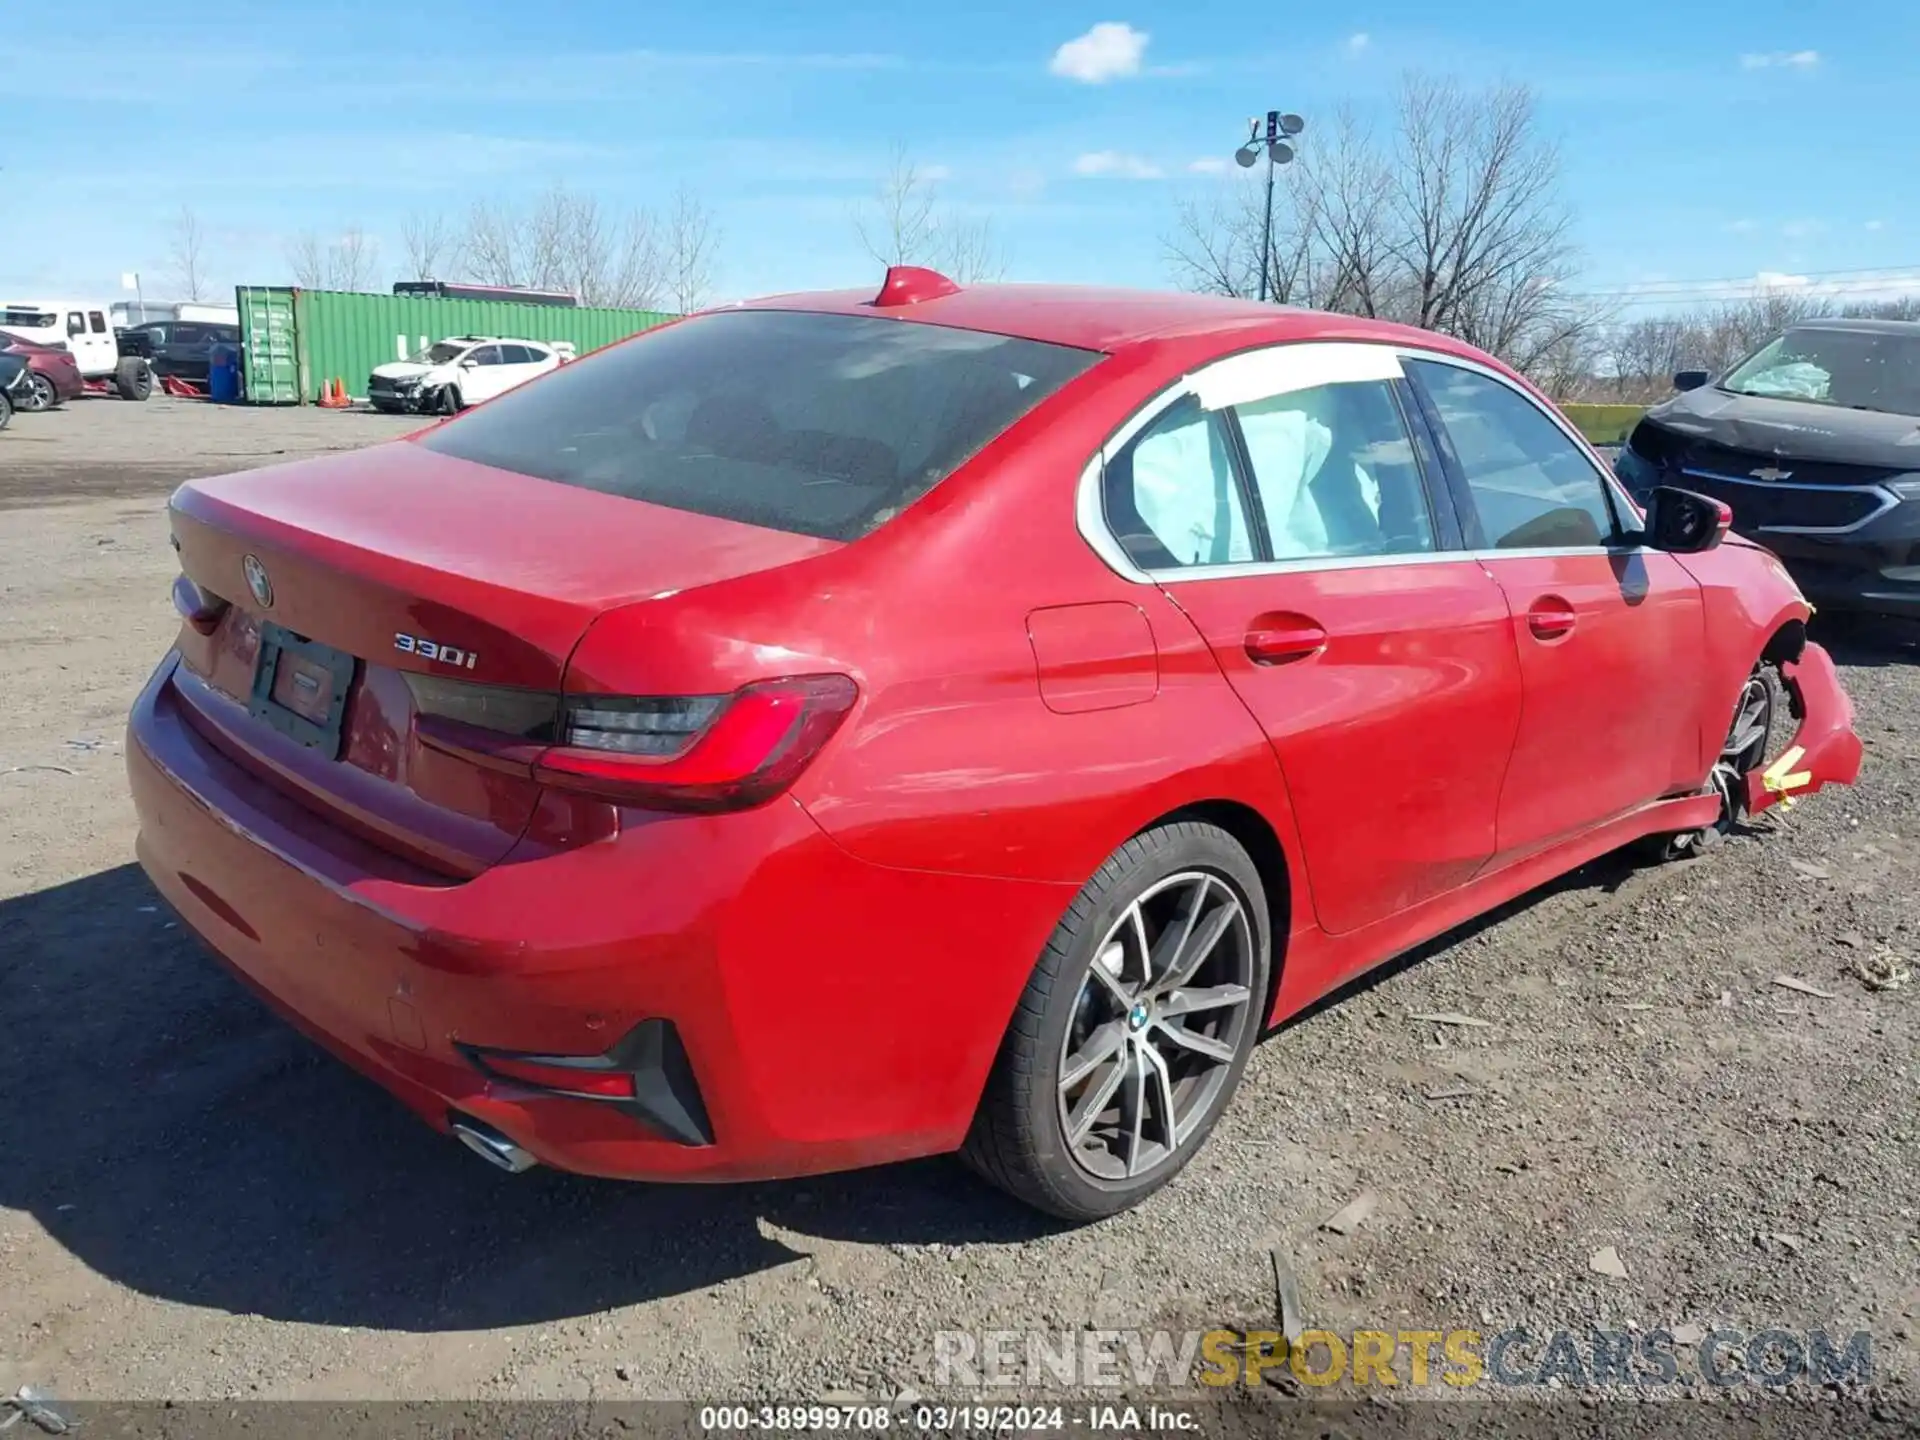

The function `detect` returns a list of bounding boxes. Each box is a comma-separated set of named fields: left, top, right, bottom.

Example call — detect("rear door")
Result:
left=1097, top=342, right=1525, bottom=937
left=1404, top=357, right=1708, bottom=864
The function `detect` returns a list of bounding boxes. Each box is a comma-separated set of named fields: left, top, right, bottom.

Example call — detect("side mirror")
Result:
left=458, top=358, right=477, bottom=369
left=1644, top=485, right=1730, bottom=554
left=1672, top=369, right=1711, bottom=393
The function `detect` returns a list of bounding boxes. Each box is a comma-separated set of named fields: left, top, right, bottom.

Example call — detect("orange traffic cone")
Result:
left=317, top=378, right=335, bottom=407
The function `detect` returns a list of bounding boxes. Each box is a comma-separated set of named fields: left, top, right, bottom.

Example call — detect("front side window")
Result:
left=67, top=312, right=86, bottom=337
left=1409, top=360, right=1617, bottom=550
left=1234, top=380, right=1435, bottom=560
left=421, top=309, right=1100, bottom=541
left=1103, top=396, right=1254, bottom=569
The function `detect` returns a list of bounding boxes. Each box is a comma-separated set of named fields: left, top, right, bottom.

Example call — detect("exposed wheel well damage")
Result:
left=1151, top=800, right=1292, bottom=1029
left=1762, top=619, right=1807, bottom=668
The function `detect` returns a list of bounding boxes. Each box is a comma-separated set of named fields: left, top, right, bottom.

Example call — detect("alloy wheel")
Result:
left=1056, top=870, right=1256, bottom=1181
left=20, top=373, right=55, bottom=412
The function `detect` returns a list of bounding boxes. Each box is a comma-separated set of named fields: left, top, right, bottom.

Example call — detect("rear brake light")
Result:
left=537, top=674, right=858, bottom=812
left=171, top=575, right=230, bottom=635
left=410, top=672, right=857, bottom=813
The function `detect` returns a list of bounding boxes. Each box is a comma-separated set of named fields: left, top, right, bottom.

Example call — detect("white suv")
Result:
left=367, top=335, right=572, bottom=414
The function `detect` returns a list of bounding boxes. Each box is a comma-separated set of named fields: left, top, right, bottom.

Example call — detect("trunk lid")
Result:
left=166, top=440, right=838, bottom=875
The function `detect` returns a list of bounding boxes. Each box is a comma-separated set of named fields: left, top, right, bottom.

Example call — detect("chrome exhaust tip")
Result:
left=450, top=1115, right=537, bottom=1173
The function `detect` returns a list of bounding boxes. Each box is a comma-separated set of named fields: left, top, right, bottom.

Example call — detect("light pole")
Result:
left=1235, top=110, right=1305, bottom=303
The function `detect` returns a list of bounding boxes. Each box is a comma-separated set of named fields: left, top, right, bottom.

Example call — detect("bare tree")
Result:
left=855, top=146, right=1007, bottom=283
left=168, top=206, right=210, bottom=301
left=662, top=186, right=721, bottom=312
left=1163, top=76, right=1604, bottom=385
left=283, top=226, right=380, bottom=291
left=332, top=227, right=379, bottom=292
left=286, top=232, right=327, bottom=288
left=457, top=187, right=669, bottom=307
left=400, top=212, right=457, bottom=281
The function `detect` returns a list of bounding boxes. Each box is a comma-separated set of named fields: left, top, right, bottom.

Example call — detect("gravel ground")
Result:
left=0, top=398, right=1915, bottom=1419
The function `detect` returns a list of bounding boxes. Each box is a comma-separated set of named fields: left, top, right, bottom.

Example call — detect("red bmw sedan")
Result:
left=128, top=270, right=1862, bottom=1219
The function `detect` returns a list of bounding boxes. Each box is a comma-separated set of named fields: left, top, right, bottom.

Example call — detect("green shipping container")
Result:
left=236, top=286, right=300, bottom=404
left=232, top=286, right=677, bottom=405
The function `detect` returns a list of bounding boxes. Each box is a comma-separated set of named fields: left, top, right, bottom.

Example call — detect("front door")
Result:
left=1405, top=358, right=1707, bottom=863
left=1098, top=347, right=1526, bottom=937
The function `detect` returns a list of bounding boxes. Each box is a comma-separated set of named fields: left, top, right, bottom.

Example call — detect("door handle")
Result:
left=1527, top=597, right=1577, bottom=641
left=1244, top=616, right=1327, bottom=665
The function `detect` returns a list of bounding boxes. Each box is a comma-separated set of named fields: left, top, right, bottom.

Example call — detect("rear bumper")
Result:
left=128, top=652, right=1069, bottom=1182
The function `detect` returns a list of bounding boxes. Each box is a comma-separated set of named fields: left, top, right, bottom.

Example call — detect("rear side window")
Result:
left=1102, top=396, right=1253, bottom=568
left=1233, top=380, right=1435, bottom=560
left=89, top=311, right=107, bottom=333
left=419, top=310, right=1100, bottom=541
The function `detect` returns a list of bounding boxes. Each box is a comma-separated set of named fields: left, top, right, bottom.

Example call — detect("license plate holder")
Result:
left=248, top=623, right=356, bottom=758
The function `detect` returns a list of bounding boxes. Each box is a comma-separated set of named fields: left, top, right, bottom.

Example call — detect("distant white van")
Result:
left=0, top=300, right=121, bottom=379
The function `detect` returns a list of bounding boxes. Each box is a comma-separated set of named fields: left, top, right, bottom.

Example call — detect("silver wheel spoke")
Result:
left=1140, top=1041, right=1180, bottom=1148
left=1065, top=1056, right=1126, bottom=1146
left=1127, top=904, right=1152, bottom=989
left=1147, top=878, right=1209, bottom=986
left=1089, top=941, right=1133, bottom=1007
left=1159, top=982, right=1251, bottom=1017
left=1156, top=891, right=1239, bottom=994
left=1119, top=1050, right=1149, bottom=1177
left=1151, top=1019, right=1236, bottom=1063
left=1060, top=1020, right=1126, bottom=1090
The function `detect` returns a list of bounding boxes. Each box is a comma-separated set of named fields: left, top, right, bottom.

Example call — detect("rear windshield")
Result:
left=417, top=309, right=1100, bottom=540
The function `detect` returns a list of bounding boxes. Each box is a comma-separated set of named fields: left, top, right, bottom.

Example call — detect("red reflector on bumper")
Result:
left=480, top=1054, right=637, bottom=1099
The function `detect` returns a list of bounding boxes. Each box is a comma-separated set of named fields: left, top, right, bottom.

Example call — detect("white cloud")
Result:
left=919, top=163, right=953, bottom=183
left=1781, top=218, right=1825, bottom=239
left=1074, top=150, right=1165, bottom=180
left=1188, top=156, right=1231, bottom=175
left=1724, top=218, right=1758, bottom=234
left=1866, top=219, right=1886, bottom=232
left=1050, top=22, right=1149, bottom=83
left=1740, top=50, right=1820, bottom=69
left=1347, top=32, right=1371, bottom=53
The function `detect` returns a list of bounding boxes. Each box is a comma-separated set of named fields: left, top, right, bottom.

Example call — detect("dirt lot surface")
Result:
left=1, top=398, right=1916, bottom=1419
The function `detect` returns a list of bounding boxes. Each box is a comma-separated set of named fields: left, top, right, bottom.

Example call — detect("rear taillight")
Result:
left=410, top=673, right=856, bottom=813
left=171, top=575, right=230, bottom=635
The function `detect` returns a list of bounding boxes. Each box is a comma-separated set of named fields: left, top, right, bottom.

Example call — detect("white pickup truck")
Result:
left=0, top=299, right=154, bottom=398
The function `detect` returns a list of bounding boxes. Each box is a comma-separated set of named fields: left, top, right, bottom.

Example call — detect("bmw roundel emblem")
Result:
left=242, top=554, right=274, bottom=608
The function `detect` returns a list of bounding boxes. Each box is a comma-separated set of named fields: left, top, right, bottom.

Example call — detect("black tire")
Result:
left=0, top=389, right=12, bottom=430
left=18, top=372, right=56, bottom=412
left=961, top=821, right=1271, bottom=1221
left=114, top=357, right=153, bottom=401
left=439, top=383, right=462, bottom=415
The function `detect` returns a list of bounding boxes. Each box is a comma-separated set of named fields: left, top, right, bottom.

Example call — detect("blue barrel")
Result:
left=208, top=344, right=241, bottom=402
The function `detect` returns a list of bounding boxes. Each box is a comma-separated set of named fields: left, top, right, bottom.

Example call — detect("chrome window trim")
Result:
left=1675, top=469, right=1898, bottom=536
left=1075, top=339, right=1645, bottom=587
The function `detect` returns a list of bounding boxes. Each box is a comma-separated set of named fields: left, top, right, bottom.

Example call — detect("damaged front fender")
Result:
left=1745, top=643, right=1863, bottom=817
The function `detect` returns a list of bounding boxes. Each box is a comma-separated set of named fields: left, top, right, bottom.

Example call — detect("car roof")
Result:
left=733, top=281, right=1495, bottom=363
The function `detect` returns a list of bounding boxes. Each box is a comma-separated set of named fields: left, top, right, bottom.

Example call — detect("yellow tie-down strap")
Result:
left=1762, top=745, right=1813, bottom=809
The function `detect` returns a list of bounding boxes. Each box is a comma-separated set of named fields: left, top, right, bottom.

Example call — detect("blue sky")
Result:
left=8, top=0, right=1919, bottom=311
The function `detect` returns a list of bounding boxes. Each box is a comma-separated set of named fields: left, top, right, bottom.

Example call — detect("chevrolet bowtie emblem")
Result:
left=1750, top=466, right=1793, bottom=482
